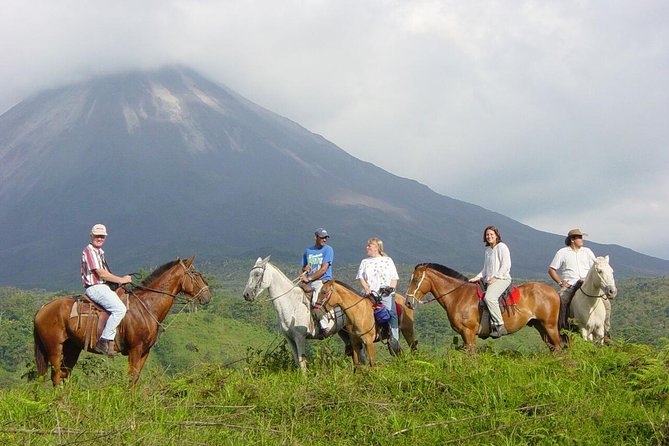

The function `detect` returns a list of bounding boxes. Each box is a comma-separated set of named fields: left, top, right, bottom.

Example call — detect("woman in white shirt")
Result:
left=356, top=238, right=400, bottom=342
left=469, top=226, right=511, bottom=338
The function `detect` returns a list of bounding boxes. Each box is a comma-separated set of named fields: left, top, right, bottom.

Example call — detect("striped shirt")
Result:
left=81, top=244, right=107, bottom=287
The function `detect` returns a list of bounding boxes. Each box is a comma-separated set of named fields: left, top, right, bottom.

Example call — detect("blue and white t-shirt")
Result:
left=301, top=245, right=334, bottom=282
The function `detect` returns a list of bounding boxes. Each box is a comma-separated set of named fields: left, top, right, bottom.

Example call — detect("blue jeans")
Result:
left=381, top=292, right=399, bottom=341
left=85, top=284, right=127, bottom=341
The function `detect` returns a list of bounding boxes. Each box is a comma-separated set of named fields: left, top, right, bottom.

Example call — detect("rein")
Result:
left=317, top=286, right=376, bottom=337
left=127, top=262, right=209, bottom=332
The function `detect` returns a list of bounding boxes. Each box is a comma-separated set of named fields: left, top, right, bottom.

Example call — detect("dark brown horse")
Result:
left=405, top=263, right=563, bottom=352
left=316, top=280, right=417, bottom=368
left=34, top=256, right=211, bottom=385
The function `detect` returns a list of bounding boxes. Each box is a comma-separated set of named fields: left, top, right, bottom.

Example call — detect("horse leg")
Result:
left=284, top=335, right=305, bottom=371
left=293, top=334, right=308, bottom=374
left=399, top=311, right=418, bottom=352
left=46, top=342, right=64, bottom=386
left=128, top=346, right=150, bottom=386
left=364, top=337, right=376, bottom=367
left=60, top=340, right=82, bottom=381
left=460, top=329, right=478, bottom=353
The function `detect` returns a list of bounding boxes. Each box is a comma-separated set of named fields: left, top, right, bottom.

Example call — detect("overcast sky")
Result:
left=2, top=1, right=668, bottom=259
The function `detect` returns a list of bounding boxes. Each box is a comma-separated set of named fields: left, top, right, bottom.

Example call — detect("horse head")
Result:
left=243, top=256, right=271, bottom=301
left=594, top=255, right=617, bottom=299
left=405, top=264, right=429, bottom=309
left=177, top=256, right=212, bottom=304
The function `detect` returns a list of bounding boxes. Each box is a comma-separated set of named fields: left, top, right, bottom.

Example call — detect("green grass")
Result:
left=0, top=338, right=667, bottom=445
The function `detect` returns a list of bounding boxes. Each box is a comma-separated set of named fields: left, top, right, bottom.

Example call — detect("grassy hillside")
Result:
left=0, top=339, right=667, bottom=445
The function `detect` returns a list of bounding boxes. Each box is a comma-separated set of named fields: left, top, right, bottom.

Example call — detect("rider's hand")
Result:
left=121, top=274, right=132, bottom=284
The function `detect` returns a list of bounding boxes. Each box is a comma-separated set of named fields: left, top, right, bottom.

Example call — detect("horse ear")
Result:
left=184, top=256, right=195, bottom=267
left=604, top=255, right=609, bottom=263
left=254, top=257, right=263, bottom=266
left=262, top=255, right=271, bottom=264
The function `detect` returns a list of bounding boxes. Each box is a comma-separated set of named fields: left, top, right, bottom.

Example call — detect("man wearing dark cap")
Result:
left=299, top=228, right=334, bottom=308
left=548, top=228, right=611, bottom=338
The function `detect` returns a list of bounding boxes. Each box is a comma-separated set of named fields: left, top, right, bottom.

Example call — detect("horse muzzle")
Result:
left=605, top=286, right=618, bottom=299
left=242, top=290, right=255, bottom=302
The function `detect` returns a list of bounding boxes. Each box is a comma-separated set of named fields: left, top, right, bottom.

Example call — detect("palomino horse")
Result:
left=243, top=256, right=351, bottom=372
left=316, top=280, right=418, bottom=368
left=406, top=263, right=563, bottom=352
left=570, top=255, right=617, bottom=344
left=34, top=257, right=211, bottom=385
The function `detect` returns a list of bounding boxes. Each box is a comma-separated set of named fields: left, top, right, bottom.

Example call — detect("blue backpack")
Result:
left=373, top=305, right=391, bottom=324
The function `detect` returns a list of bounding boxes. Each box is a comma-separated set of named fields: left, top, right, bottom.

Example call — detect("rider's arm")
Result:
left=359, top=277, right=371, bottom=295
left=548, top=267, right=567, bottom=288
left=95, top=268, right=131, bottom=284
left=309, top=262, right=330, bottom=281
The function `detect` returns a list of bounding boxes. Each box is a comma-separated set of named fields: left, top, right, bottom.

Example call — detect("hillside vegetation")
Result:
left=0, top=340, right=667, bottom=445
left=0, top=263, right=668, bottom=444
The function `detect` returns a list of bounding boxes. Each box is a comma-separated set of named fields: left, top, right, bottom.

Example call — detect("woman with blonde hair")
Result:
left=356, top=238, right=400, bottom=342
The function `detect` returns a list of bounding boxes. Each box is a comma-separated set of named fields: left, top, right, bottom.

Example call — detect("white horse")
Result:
left=570, top=255, right=617, bottom=344
left=242, top=256, right=346, bottom=372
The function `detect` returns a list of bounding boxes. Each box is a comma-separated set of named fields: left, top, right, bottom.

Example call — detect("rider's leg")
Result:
left=310, top=280, right=323, bottom=307
left=484, top=278, right=511, bottom=337
left=85, top=284, right=127, bottom=341
left=381, top=292, right=399, bottom=341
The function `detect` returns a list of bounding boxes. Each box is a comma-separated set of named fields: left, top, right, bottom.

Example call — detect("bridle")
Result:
left=578, top=266, right=614, bottom=300
left=405, top=269, right=468, bottom=308
left=127, top=260, right=210, bottom=331
left=246, top=263, right=301, bottom=302
left=315, top=282, right=375, bottom=336
left=132, top=260, right=210, bottom=303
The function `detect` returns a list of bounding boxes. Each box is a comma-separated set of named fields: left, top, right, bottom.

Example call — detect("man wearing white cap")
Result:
left=548, top=229, right=611, bottom=338
left=81, top=224, right=132, bottom=356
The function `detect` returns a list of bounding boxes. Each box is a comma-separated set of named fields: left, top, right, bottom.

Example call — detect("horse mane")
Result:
left=334, top=279, right=361, bottom=295
left=416, top=263, right=469, bottom=282
left=142, top=259, right=181, bottom=286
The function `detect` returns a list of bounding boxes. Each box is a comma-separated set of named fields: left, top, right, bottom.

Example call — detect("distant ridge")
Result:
left=1, top=65, right=667, bottom=289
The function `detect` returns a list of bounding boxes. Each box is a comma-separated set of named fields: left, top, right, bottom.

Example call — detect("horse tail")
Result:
left=33, top=323, right=48, bottom=377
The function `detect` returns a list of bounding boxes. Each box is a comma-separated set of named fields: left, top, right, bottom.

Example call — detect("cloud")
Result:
left=1, top=0, right=667, bottom=259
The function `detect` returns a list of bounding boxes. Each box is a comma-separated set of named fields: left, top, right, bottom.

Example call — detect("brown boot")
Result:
left=94, top=339, right=117, bottom=356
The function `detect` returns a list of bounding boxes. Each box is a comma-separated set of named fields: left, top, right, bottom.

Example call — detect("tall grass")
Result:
left=0, top=338, right=667, bottom=445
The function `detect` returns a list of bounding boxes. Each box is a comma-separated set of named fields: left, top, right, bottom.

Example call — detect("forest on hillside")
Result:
left=1, top=258, right=668, bottom=387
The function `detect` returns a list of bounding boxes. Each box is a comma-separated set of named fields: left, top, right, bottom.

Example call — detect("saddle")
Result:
left=299, top=282, right=314, bottom=304
left=70, top=288, right=128, bottom=353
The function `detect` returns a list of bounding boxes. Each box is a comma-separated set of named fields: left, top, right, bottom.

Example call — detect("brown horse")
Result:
left=405, top=263, right=563, bottom=352
left=316, top=280, right=417, bottom=368
left=33, top=256, right=211, bottom=385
